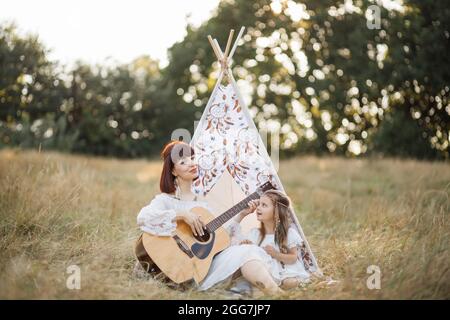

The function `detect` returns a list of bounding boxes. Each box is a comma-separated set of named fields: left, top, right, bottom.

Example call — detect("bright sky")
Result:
left=1, top=0, right=221, bottom=68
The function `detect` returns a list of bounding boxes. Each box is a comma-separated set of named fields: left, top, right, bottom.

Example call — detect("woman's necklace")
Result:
left=179, top=193, right=198, bottom=201
left=175, top=181, right=198, bottom=201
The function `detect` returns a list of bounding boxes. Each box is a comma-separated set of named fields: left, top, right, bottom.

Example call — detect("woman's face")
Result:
left=256, top=195, right=275, bottom=223
left=172, top=155, right=198, bottom=181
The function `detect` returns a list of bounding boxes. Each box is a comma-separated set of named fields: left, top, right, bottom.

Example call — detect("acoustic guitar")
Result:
left=136, top=181, right=275, bottom=284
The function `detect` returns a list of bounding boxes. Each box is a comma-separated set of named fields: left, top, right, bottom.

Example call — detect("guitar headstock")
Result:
left=256, top=181, right=276, bottom=196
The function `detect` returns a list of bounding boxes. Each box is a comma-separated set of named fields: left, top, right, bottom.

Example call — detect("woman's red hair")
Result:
left=159, top=140, right=194, bottom=194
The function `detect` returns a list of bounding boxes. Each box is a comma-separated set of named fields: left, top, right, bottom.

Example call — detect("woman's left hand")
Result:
left=263, top=245, right=277, bottom=258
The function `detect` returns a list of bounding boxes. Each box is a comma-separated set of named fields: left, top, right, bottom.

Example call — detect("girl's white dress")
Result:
left=137, top=193, right=310, bottom=290
left=242, top=227, right=311, bottom=283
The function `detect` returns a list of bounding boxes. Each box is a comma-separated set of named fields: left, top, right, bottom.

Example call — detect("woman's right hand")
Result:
left=177, top=210, right=205, bottom=236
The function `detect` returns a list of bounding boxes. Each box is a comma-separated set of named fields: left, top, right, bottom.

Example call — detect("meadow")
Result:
left=0, top=148, right=448, bottom=299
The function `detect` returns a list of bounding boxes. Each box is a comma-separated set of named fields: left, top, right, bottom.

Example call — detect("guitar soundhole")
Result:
left=194, top=229, right=211, bottom=243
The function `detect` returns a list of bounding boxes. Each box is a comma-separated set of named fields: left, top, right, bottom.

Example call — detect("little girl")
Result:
left=230, top=189, right=310, bottom=290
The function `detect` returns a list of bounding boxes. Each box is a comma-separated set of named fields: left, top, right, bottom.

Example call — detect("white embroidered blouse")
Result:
left=137, top=193, right=211, bottom=236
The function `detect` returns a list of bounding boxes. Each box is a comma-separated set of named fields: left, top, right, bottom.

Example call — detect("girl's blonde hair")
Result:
left=258, top=189, right=294, bottom=253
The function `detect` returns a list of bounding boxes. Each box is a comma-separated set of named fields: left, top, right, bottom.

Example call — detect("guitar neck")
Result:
left=205, top=191, right=262, bottom=232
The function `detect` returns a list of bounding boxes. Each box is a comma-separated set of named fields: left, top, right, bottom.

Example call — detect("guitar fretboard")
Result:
left=206, top=191, right=262, bottom=232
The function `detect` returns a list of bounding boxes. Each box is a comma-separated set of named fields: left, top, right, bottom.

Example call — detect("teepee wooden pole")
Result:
left=223, top=29, right=235, bottom=61
left=207, top=35, right=221, bottom=61
left=213, top=39, right=224, bottom=60
left=215, top=39, right=231, bottom=75
left=228, top=26, right=245, bottom=63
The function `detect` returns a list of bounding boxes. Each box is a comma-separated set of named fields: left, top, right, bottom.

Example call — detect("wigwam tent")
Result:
left=190, top=27, right=321, bottom=276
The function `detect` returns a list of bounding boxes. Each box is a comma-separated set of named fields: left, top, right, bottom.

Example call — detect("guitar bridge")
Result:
left=172, top=235, right=194, bottom=258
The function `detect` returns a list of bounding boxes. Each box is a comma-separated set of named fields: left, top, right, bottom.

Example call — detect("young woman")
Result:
left=136, top=140, right=282, bottom=295
left=233, top=190, right=310, bottom=290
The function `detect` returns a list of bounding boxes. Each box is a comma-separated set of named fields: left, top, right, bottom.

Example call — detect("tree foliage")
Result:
left=1, top=0, right=448, bottom=159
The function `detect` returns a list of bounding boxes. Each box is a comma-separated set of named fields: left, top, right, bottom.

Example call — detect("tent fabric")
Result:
left=192, top=84, right=280, bottom=196
left=191, top=81, right=320, bottom=275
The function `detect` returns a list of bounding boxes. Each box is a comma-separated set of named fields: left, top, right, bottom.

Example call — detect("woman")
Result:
left=136, top=140, right=281, bottom=295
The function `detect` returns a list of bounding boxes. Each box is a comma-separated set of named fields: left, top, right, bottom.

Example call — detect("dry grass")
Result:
left=0, top=148, right=449, bottom=299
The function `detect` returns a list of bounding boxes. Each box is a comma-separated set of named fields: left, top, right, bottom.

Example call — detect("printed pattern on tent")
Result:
left=192, top=84, right=280, bottom=196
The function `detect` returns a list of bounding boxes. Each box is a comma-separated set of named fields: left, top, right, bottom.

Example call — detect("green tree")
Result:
left=0, top=22, right=68, bottom=149
left=164, top=0, right=449, bottom=159
left=67, top=56, right=163, bottom=157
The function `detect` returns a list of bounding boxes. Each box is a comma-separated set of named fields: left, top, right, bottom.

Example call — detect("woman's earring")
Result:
left=174, top=177, right=181, bottom=200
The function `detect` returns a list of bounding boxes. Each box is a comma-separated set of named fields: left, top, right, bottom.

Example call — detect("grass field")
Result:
left=0, top=148, right=449, bottom=299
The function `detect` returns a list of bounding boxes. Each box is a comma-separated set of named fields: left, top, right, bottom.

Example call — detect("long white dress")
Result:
left=136, top=193, right=271, bottom=290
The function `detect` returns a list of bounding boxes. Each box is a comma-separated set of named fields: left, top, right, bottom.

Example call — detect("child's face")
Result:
left=256, top=195, right=275, bottom=223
